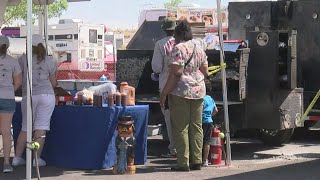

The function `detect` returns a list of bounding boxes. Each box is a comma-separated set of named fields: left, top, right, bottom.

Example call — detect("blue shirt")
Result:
left=202, top=95, right=216, bottom=124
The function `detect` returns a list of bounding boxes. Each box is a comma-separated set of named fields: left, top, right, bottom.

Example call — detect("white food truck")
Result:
left=20, top=19, right=105, bottom=72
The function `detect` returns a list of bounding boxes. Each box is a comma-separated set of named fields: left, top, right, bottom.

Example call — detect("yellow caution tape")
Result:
left=208, top=63, right=226, bottom=76
left=300, top=89, right=320, bottom=123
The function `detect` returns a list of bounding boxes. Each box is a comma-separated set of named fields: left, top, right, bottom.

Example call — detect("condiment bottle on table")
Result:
left=120, top=82, right=135, bottom=106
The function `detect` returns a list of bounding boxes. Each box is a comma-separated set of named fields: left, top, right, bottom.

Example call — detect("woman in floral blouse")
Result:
left=160, top=20, right=209, bottom=171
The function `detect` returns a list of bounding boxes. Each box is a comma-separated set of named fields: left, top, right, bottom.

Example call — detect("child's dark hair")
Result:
left=174, top=20, right=193, bottom=41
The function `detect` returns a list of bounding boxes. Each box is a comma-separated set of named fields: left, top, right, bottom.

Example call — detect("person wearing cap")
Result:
left=13, top=34, right=57, bottom=167
left=0, top=35, right=22, bottom=173
left=151, top=17, right=177, bottom=158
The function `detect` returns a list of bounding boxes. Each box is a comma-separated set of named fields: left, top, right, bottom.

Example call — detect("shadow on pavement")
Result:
left=204, top=158, right=320, bottom=180
left=147, top=138, right=168, bottom=157
left=0, top=162, right=76, bottom=180
left=82, top=166, right=173, bottom=176
left=2, top=132, right=320, bottom=179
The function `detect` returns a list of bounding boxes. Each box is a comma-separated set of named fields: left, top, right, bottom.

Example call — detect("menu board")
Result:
left=189, top=9, right=202, bottom=22
left=177, top=8, right=189, bottom=21
left=202, top=9, right=214, bottom=26
left=169, top=8, right=228, bottom=27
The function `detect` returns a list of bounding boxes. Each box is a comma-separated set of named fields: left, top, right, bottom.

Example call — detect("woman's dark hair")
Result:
left=174, top=20, right=193, bottom=41
left=32, top=43, right=46, bottom=63
left=165, top=30, right=174, bottom=37
left=0, top=44, right=8, bottom=57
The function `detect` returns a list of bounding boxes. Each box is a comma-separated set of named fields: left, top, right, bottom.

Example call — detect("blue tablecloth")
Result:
left=12, top=104, right=149, bottom=170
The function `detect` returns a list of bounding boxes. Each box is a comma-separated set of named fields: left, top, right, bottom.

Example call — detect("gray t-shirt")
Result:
left=19, top=54, right=57, bottom=96
left=0, top=55, right=22, bottom=99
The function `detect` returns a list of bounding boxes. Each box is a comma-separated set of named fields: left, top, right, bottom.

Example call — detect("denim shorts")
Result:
left=0, top=98, right=16, bottom=113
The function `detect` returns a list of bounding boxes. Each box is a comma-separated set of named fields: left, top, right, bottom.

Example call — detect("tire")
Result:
left=259, top=128, right=294, bottom=146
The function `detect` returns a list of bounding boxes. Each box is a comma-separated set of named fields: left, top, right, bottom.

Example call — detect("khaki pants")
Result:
left=169, top=95, right=203, bottom=167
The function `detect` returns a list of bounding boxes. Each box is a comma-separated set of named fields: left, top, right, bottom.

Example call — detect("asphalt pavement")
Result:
left=1, top=130, right=320, bottom=180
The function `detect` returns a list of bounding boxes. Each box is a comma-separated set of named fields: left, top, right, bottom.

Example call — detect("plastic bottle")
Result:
left=77, top=92, right=84, bottom=106
left=94, top=94, right=102, bottom=107
left=108, top=94, right=114, bottom=107
left=100, top=74, right=107, bottom=81
left=115, top=92, right=122, bottom=106
left=120, top=82, right=135, bottom=106
left=121, top=93, right=127, bottom=106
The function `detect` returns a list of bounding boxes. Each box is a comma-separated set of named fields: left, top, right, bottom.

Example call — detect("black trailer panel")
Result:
left=228, top=1, right=274, bottom=40
left=245, top=31, right=280, bottom=129
left=126, top=21, right=166, bottom=50
left=292, top=0, right=320, bottom=91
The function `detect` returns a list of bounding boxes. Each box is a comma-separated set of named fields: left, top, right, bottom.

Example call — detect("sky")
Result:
left=50, top=0, right=232, bottom=29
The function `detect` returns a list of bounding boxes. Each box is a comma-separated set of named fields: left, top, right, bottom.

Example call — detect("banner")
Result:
left=80, top=60, right=104, bottom=71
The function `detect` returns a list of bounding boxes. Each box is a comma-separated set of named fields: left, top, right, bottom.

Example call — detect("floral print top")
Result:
left=169, top=40, right=208, bottom=99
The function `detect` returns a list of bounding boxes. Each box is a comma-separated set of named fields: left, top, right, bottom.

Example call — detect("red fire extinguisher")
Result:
left=210, top=127, right=222, bottom=165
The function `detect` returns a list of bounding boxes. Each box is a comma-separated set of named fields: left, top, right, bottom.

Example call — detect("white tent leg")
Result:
left=216, top=0, right=232, bottom=166
left=26, top=0, right=33, bottom=179
left=38, top=5, right=44, bottom=37
left=44, top=2, right=49, bottom=55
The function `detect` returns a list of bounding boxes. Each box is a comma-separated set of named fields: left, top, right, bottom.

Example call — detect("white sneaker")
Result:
left=202, top=160, right=209, bottom=167
left=12, top=157, right=26, bottom=166
left=3, top=164, right=13, bottom=173
left=33, top=158, right=46, bottom=167
left=161, top=152, right=176, bottom=158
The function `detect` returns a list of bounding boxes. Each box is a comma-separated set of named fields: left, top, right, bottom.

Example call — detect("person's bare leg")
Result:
left=0, top=113, right=13, bottom=164
left=33, top=130, right=46, bottom=158
left=15, top=131, right=27, bottom=157
left=203, top=144, right=210, bottom=162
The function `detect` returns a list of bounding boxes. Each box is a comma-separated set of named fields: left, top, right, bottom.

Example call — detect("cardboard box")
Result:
left=54, top=87, right=73, bottom=106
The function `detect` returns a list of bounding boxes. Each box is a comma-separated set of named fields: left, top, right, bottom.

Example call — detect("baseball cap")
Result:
left=0, top=35, right=10, bottom=47
left=32, top=34, right=44, bottom=46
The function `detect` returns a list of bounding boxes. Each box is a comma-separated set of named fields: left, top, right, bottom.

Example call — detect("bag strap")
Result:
left=184, top=44, right=196, bottom=68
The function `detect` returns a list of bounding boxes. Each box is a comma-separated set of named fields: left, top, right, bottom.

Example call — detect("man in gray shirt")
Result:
left=151, top=17, right=177, bottom=157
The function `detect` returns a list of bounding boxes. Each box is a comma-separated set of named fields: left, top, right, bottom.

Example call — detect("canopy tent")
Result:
left=216, top=0, right=232, bottom=166
left=2, top=0, right=231, bottom=179
left=23, top=1, right=90, bottom=179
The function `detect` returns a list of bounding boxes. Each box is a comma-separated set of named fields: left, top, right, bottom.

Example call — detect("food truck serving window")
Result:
left=89, top=29, right=98, bottom=43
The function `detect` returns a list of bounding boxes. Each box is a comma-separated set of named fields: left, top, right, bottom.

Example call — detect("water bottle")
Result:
left=100, top=74, right=107, bottom=81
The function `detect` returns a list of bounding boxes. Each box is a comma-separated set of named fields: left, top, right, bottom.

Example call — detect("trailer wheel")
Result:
left=259, top=129, right=294, bottom=146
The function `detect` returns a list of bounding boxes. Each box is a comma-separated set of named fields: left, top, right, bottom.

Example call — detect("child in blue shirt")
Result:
left=202, top=95, right=218, bottom=166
